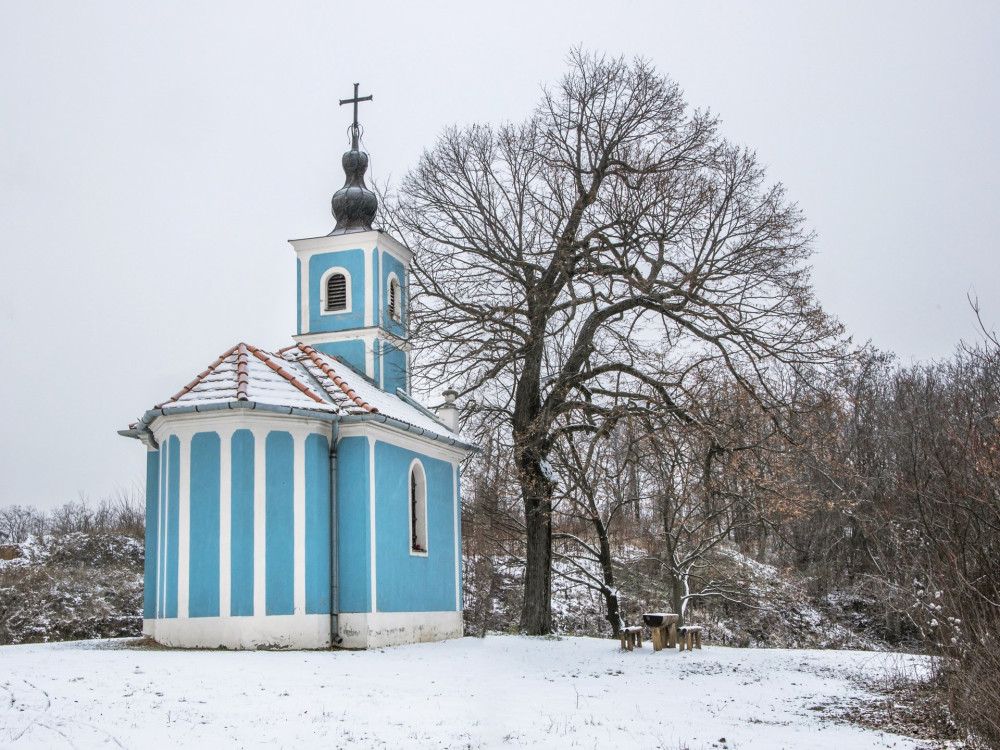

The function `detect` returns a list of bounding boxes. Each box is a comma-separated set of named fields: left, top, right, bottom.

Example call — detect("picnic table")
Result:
left=641, top=612, right=679, bottom=651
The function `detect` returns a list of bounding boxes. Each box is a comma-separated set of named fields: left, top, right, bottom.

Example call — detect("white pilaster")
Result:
left=300, top=259, right=310, bottom=334
left=158, top=441, right=168, bottom=618
left=177, top=434, right=191, bottom=619
left=378, top=340, right=384, bottom=388
left=253, top=428, right=267, bottom=616
left=365, top=338, right=375, bottom=379
left=369, top=437, right=377, bottom=613
left=219, top=427, right=233, bottom=618
left=363, top=244, right=373, bottom=328
left=293, top=432, right=307, bottom=615
left=454, top=463, right=461, bottom=611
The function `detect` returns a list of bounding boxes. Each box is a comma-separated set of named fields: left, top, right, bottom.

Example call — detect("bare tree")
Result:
left=390, top=49, right=844, bottom=634
left=549, top=416, right=643, bottom=637
left=0, top=505, right=46, bottom=544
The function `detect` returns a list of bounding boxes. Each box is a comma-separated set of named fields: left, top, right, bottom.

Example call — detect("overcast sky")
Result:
left=2, top=1, right=998, bottom=511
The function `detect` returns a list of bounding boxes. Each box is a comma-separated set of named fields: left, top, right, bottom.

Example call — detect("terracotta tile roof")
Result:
left=154, top=342, right=334, bottom=413
left=243, top=343, right=327, bottom=406
left=143, top=341, right=461, bottom=443
left=280, top=343, right=378, bottom=413
left=156, top=344, right=241, bottom=409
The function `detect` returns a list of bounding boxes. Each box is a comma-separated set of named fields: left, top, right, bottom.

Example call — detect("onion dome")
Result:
left=330, top=83, right=377, bottom=234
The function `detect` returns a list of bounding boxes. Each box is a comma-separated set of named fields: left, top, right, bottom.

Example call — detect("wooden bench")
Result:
left=641, top=613, right=679, bottom=651
left=677, top=625, right=702, bottom=651
left=619, top=626, right=644, bottom=651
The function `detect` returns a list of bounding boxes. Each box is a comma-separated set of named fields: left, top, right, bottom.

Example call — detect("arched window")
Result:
left=409, top=461, right=427, bottom=555
left=321, top=268, right=351, bottom=314
left=387, top=274, right=402, bottom=323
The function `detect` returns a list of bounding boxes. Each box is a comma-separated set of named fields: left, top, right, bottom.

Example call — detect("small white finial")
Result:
left=438, top=388, right=459, bottom=432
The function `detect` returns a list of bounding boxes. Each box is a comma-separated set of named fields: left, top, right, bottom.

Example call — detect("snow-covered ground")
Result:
left=1, top=635, right=932, bottom=749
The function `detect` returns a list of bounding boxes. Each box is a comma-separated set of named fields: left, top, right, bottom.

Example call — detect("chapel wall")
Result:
left=373, top=441, right=460, bottom=613
left=143, top=413, right=335, bottom=649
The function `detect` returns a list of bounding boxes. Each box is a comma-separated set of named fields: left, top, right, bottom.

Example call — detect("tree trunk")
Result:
left=514, top=309, right=553, bottom=635
left=671, top=574, right=684, bottom=627
left=594, top=518, right=622, bottom=637
left=661, top=493, right=685, bottom=625
left=519, top=467, right=553, bottom=635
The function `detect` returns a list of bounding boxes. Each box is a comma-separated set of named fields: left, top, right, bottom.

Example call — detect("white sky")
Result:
left=2, top=1, right=998, bottom=510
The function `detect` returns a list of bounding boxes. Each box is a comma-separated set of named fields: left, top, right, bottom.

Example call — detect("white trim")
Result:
left=336, top=611, right=462, bottom=649
left=453, top=465, right=460, bottom=611
left=293, top=326, right=408, bottom=348
left=363, top=245, right=373, bottom=328
left=300, top=255, right=309, bottom=334
left=365, top=339, right=375, bottom=380
left=378, top=339, right=384, bottom=388
left=293, top=432, right=307, bottom=615
left=319, top=266, right=352, bottom=316
left=158, top=440, right=168, bottom=618
left=150, top=411, right=468, bottom=467
left=149, top=411, right=334, bottom=443
left=144, top=613, right=332, bottom=650
left=177, top=433, right=191, bottom=619
left=337, top=421, right=469, bottom=466
left=376, top=232, right=413, bottom=267
left=408, top=458, right=428, bottom=556
left=219, top=427, right=233, bottom=618
left=253, top=427, right=267, bottom=617
left=369, top=437, right=377, bottom=613
left=289, top=230, right=412, bottom=266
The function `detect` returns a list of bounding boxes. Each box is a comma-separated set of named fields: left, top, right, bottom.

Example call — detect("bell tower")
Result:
left=290, top=84, right=411, bottom=393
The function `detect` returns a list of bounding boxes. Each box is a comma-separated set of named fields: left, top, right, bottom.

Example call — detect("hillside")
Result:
left=0, top=532, right=143, bottom=645
left=0, top=528, right=888, bottom=652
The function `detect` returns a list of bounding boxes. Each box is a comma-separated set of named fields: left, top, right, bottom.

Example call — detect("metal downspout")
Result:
left=329, top=420, right=341, bottom=645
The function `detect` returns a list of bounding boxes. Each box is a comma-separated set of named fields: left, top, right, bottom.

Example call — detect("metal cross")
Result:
left=339, top=82, right=373, bottom=150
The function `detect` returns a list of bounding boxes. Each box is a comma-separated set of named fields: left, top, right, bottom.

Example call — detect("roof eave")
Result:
left=122, top=400, right=478, bottom=454
left=338, top=413, right=479, bottom=454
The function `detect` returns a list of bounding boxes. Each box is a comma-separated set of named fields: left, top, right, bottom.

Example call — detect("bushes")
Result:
left=0, top=539, right=143, bottom=645
left=0, top=493, right=145, bottom=646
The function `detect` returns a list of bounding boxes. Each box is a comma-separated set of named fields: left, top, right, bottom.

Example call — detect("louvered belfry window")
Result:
left=389, top=278, right=401, bottom=322
left=326, top=273, right=347, bottom=312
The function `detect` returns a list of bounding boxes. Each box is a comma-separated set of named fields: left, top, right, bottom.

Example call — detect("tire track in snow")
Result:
left=1, top=681, right=15, bottom=710
left=33, top=717, right=128, bottom=750
left=4, top=677, right=51, bottom=743
left=2, top=677, right=125, bottom=749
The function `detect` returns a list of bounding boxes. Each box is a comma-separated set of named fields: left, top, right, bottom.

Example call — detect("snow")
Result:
left=0, top=635, right=936, bottom=748
left=146, top=342, right=465, bottom=444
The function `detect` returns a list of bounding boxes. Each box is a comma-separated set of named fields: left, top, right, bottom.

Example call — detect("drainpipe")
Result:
left=329, top=420, right=342, bottom=646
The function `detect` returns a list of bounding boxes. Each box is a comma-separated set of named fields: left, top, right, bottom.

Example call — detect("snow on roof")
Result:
left=143, top=342, right=462, bottom=444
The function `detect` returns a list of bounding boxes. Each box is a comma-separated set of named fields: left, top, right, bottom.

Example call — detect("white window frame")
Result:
left=320, top=266, right=352, bottom=315
left=409, top=458, right=428, bottom=556
left=386, top=272, right=402, bottom=324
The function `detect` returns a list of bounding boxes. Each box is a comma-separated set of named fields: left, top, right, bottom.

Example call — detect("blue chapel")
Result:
left=120, top=87, right=474, bottom=649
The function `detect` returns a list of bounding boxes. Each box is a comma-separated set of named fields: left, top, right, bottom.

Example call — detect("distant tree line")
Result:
left=0, top=491, right=145, bottom=544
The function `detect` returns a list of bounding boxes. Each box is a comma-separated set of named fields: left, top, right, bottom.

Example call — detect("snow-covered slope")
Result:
left=0, top=635, right=935, bottom=748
